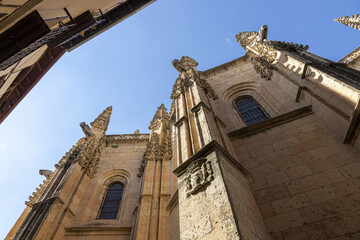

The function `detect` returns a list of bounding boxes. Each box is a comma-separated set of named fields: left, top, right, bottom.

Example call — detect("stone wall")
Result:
left=201, top=46, right=360, bottom=239
left=232, top=114, right=360, bottom=239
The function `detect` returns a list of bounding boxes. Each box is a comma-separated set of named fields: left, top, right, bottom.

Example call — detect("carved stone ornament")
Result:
left=26, top=171, right=54, bottom=207
left=138, top=105, right=172, bottom=177
left=339, top=47, right=360, bottom=64
left=149, top=104, right=170, bottom=130
left=335, top=14, right=360, bottom=30
left=77, top=135, right=104, bottom=178
left=185, top=158, right=214, bottom=197
left=236, top=25, right=309, bottom=80
left=251, top=56, right=276, bottom=80
left=171, top=56, right=218, bottom=100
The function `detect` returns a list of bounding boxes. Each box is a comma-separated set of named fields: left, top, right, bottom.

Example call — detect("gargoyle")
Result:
left=39, top=169, right=53, bottom=177
left=80, top=122, right=93, bottom=137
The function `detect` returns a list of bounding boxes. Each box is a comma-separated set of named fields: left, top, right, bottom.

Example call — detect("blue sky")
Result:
left=0, top=0, right=358, bottom=237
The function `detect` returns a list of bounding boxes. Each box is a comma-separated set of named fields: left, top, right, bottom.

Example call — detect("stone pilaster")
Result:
left=134, top=104, right=171, bottom=240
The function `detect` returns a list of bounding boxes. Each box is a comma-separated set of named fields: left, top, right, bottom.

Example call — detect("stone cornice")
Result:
left=65, top=225, right=132, bottom=233
left=191, top=101, right=211, bottom=113
left=173, top=140, right=247, bottom=177
left=339, top=46, right=360, bottom=65
left=229, top=106, right=313, bottom=139
left=105, top=134, right=150, bottom=142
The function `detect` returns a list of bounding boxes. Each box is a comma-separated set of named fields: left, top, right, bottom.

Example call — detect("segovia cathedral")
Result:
left=6, top=19, right=360, bottom=240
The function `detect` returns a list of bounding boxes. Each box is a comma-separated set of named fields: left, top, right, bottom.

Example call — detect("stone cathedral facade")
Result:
left=6, top=26, right=360, bottom=240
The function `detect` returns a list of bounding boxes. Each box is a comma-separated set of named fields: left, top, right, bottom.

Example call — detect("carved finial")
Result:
left=39, top=169, right=53, bottom=177
left=179, top=56, right=198, bottom=70
left=80, top=122, right=93, bottom=137
left=90, top=106, right=112, bottom=131
left=235, top=31, right=258, bottom=50
left=149, top=104, right=169, bottom=130
left=134, top=129, right=140, bottom=134
left=335, top=14, right=360, bottom=30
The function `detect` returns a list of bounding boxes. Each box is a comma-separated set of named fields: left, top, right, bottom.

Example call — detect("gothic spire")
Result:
left=335, top=14, right=360, bottom=30
left=149, top=104, right=169, bottom=130
left=90, top=106, right=112, bottom=131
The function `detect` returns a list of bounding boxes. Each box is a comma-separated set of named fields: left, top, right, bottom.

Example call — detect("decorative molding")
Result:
left=173, top=140, right=247, bottom=177
left=77, top=135, right=104, bottom=179
left=235, top=25, right=309, bottom=80
left=191, top=101, right=211, bottom=113
left=335, top=14, right=360, bottom=30
left=65, top=225, right=132, bottom=234
left=339, top=46, right=360, bottom=64
left=25, top=172, right=54, bottom=207
left=106, top=134, right=150, bottom=142
left=185, top=158, right=214, bottom=197
left=171, top=56, right=217, bottom=100
left=174, top=116, right=186, bottom=127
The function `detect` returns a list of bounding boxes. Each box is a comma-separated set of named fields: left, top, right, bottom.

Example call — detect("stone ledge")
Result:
left=105, top=134, right=149, bottom=142
left=191, top=101, right=210, bottom=113
left=173, top=140, right=247, bottom=177
left=228, top=106, right=313, bottom=139
left=65, top=224, right=131, bottom=234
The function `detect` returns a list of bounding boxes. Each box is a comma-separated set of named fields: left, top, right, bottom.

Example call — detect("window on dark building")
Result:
left=98, top=182, right=124, bottom=219
left=235, top=96, right=269, bottom=125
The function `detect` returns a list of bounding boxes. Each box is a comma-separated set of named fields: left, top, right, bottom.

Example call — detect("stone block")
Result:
left=265, top=171, right=289, bottom=186
left=306, top=186, right=337, bottom=204
left=285, top=165, right=312, bottom=180
left=264, top=210, right=304, bottom=233
left=282, top=224, right=327, bottom=240
left=253, top=184, right=290, bottom=204
left=271, top=193, right=311, bottom=214
left=321, top=211, right=360, bottom=238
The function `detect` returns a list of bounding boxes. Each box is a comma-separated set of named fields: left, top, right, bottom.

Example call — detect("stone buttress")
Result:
left=170, top=57, right=270, bottom=239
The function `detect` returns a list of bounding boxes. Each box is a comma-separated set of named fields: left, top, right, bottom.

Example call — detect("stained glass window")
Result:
left=235, top=96, right=269, bottom=125
left=98, top=182, right=124, bottom=219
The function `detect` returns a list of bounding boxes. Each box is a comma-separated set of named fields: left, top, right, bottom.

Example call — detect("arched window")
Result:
left=98, top=182, right=124, bottom=219
left=235, top=96, right=269, bottom=125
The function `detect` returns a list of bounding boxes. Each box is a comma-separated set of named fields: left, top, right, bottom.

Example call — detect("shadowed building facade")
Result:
left=6, top=26, right=360, bottom=239
left=0, top=0, right=155, bottom=124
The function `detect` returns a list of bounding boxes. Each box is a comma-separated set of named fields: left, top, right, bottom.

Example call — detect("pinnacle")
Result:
left=334, top=14, right=360, bottom=30
left=149, top=104, right=169, bottom=130
left=90, top=106, right=113, bottom=131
